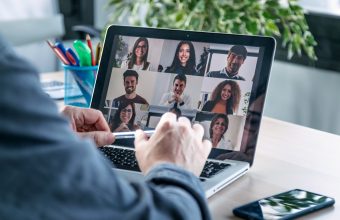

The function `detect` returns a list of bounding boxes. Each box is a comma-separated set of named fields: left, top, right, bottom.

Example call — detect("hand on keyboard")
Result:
left=134, top=112, right=212, bottom=176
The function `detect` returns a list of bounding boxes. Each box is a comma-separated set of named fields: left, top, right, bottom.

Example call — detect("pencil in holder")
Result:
left=63, top=65, right=98, bottom=107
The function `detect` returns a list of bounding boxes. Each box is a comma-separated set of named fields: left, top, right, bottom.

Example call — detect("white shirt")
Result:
left=212, top=137, right=234, bottom=150
left=121, top=60, right=152, bottom=71
left=159, top=92, right=192, bottom=109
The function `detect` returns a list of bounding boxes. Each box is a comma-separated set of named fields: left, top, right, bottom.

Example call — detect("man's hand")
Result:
left=135, top=112, right=212, bottom=176
left=62, top=106, right=115, bottom=146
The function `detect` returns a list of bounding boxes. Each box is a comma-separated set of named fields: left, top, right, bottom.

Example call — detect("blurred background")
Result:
left=0, top=0, right=339, bottom=135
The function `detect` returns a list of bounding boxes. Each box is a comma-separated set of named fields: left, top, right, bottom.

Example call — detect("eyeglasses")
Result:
left=215, top=122, right=226, bottom=126
left=136, top=45, right=147, bottom=49
left=122, top=109, right=132, bottom=113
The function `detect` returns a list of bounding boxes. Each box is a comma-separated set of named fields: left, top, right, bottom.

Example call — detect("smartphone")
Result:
left=233, top=189, right=335, bottom=220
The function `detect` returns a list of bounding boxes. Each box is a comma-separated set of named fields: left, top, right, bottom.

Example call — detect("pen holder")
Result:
left=63, top=65, right=98, bottom=107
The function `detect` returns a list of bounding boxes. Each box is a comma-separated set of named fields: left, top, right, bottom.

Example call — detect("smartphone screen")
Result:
left=233, top=189, right=335, bottom=220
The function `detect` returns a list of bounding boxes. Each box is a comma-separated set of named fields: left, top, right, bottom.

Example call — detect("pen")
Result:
left=65, top=48, right=80, bottom=66
left=73, top=40, right=92, bottom=66
left=95, top=42, right=102, bottom=65
left=55, top=42, right=67, bottom=57
left=113, top=130, right=155, bottom=139
left=86, top=34, right=96, bottom=66
left=46, top=40, right=70, bottom=65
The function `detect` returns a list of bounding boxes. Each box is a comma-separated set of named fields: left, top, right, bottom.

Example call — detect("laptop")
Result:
left=91, top=25, right=275, bottom=198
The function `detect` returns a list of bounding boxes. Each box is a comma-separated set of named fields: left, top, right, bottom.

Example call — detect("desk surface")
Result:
left=210, top=117, right=340, bottom=219
left=41, top=72, right=340, bottom=219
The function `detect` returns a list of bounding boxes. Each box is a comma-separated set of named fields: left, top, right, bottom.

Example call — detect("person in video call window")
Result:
left=110, top=101, right=139, bottom=132
left=207, top=45, right=247, bottom=80
left=160, top=74, right=192, bottom=109
left=202, top=80, right=241, bottom=115
left=165, top=41, right=198, bottom=75
left=216, top=91, right=265, bottom=163
left=113, top=69, right=149, bottom=106
left=121, top=37, right=152, bottom=71
left=209, top=114, right=233, bottom=150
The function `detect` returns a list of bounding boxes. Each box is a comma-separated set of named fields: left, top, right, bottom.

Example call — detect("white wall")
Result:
left=264, top=60, right=340, bottom=135
left=0, top=0, right=60, bottom=72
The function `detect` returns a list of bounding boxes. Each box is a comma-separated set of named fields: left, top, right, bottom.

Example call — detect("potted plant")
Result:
left=106, top=0, right=317, bottom=60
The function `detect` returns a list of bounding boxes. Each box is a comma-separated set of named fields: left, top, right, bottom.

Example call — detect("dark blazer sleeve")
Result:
left=164, top=66, right=172, bottom=73
left=0, top=35, right=211, bottom=220
left=202, top=101, right=214, bottom=112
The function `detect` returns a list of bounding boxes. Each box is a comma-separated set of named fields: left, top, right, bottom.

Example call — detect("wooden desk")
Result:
left=209, top=117, right=340, bottom=219
left=41, top=71, right=340, bottom=219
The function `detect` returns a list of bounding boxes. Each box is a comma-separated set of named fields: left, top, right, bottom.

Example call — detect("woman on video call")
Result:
left=202, top=80, right=241, bottom=115
left=209, top=114, right=232, bottom=150
left=122, top=37, right=151, bottom=71
left=110, top=101, right=139, bottom=132
left=165, top=41, right=198, bottom=75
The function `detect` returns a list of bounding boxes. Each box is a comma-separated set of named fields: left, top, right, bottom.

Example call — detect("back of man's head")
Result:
left=229, top=45, right=247, bottom=60
left=173, top=74, right=187, bottom=84
left=123, top=70, right=139, bottom=81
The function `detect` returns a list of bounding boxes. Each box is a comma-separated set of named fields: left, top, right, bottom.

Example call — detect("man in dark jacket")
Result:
left=207, top=45, right=247, bottom=80
left=0, top=34, right=212, bottom=220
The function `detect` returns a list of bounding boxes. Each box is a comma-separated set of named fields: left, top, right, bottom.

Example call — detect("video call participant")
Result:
left=202, top=80, right=241, bottom=115
left=160, top=74, right=192, bottom=109
left=165, top=41, right=198, bottom=75
left=216, top=91, right=265, bottom=163
left=121, top=37, right=152, bottom=70
left=110, top=101, right=139, bottom=132
left=113, top=69, right=149, bottom=106
left=207, top=45, right=247, bottom=80
left=209, top=114, right=232, bottom=150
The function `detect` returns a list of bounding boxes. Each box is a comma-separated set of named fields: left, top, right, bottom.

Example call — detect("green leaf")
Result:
left=246, top=20, right=260, bottom=34
left=175, top=12, right=185, bottom=22
left=292, top=34, right=302, bottom=56
left=265, top=20, right=280, bottom=36
left=104, top=0, right=317, bottom=60
left=265, top=0, right=280, bottom=8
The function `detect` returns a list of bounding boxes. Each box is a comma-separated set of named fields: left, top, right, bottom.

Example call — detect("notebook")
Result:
left=91, top=25, right=275, bottom=197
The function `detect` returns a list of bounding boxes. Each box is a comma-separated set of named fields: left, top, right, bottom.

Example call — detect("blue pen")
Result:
left=55, top=42, right=67, bottom=57
left=65, top=48, right=80, bottom=66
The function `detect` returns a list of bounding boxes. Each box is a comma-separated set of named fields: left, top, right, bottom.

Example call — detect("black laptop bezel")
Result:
left=91, top=25, right=276, bottom=166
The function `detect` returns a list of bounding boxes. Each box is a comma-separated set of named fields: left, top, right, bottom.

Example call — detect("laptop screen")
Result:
left=92, top=26, right=275, bottom=165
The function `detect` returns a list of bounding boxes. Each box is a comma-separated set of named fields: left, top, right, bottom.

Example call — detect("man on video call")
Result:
left=207, top=45, right=247, bottom=80
left=0, top=34, right=212, bottom=219
left=160, top=74, right=192, bottom=109
left=113, top=69, right=149, bottom=106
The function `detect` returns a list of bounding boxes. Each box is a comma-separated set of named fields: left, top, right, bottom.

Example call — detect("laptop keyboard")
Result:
left=99, top=146, right=140, bottom=172
left=98, top=146, right=230, bottom=179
